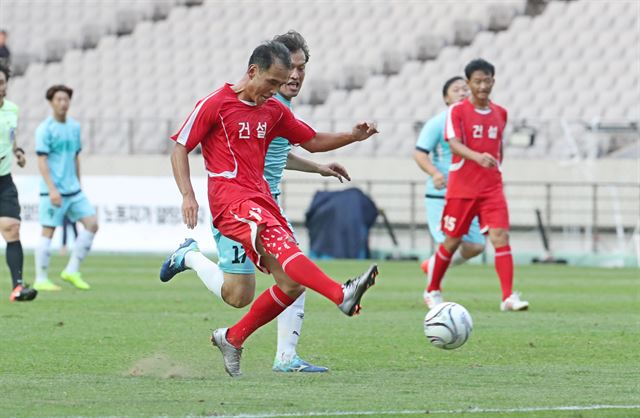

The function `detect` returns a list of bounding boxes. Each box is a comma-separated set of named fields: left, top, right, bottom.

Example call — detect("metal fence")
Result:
left=278, top=179, right=640, bottom=252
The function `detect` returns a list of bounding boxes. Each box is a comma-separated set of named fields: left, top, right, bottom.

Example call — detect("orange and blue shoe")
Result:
left=10, top=284, right=38, bottom=302
left=160, top=238, right=199, bottom=282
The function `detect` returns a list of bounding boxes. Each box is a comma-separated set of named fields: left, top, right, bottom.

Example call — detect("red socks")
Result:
left=260, top=227, right=344, bottom=305
left=226, top=285, right=294, bottom=348
left=494, top=245, right=513, bottom=301
left=427, top=245, right=452, bottom=292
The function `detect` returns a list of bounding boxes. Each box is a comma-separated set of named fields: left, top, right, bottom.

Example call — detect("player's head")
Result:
left=272, top=30, right=309, bottom=100
left=46, top=85, right=73, bottom=116
left=0, top=63, right=9, bottom=101
left=442, top=76, right=469, bottom=106
left=464, top=58, right=495, bottom=102
left=246, top=41, right=292, bottom=106
left=0, top=30, right=7, bottom=46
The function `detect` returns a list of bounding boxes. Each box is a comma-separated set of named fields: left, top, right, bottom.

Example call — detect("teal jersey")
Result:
left=415, top=110, right=452, bottom=197
left=35, top=116, right=82, bottom=195
left=264, top=93, right=292, bottom=196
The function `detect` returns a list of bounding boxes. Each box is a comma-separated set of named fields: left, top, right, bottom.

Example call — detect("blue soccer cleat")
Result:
left=272, top=355, right=329, bottom=373
left=160, top=238, right=199, bottom=282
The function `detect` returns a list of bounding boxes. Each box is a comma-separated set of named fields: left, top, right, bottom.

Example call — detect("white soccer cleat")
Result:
left=423, top=290, right=443, bottom=309
left=500, top=292, right=529, bottom=312
left=211, top=328, right=243, bottom=377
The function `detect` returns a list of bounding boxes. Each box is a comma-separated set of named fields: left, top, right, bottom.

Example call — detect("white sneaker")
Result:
left=500, top=292, right=529, bottom=311
left=423, top=290, right=443, bottom=309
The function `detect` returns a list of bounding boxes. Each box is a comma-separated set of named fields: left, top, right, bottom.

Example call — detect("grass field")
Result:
left=1, top=254, right=639, bottom=418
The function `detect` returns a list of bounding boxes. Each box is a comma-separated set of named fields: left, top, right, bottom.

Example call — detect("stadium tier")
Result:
left=4, top=0, right=639, bottom=156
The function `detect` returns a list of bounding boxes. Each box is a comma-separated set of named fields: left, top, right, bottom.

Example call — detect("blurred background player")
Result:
left=164, top=31, right=349, bottom=373
left=430, top=58, right=529, bottom=312
left=0, top=63, right=37, bottom=302
left=33, top=85, right=98, bottom=292
left=163, top=40, right=379, bottom=376
left=414, top=76, right=485, bottom=308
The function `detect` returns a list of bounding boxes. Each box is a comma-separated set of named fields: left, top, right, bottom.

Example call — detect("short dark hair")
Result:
left=273, top=30, right=310, bottom=63
left=464, top=58, right=495, bottom=79
left=442, top=76, right=464, bottom=98
left=248, top=41, right=292, bottom=71
left=46, top=85, right=73, bottom=101
left=0, top=63, right=10, bottom=81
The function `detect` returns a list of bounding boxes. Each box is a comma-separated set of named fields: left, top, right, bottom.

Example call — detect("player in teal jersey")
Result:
left=414, top=76, right=485, bottom=308
left=0, top=64, right=37, bottom=301
left=33, top=85, right=98, bottom=292
left=161, top=31, right=352, bottom=373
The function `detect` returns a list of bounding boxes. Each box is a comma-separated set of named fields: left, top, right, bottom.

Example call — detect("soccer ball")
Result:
left=423, top=302, right=473, bottom=350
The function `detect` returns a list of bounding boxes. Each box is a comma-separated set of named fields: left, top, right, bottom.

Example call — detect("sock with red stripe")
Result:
left=494, top=245, right=513, bottom=301
left=260, top=227, right=344, bottom=304
left=427, top=245, right=453, bottom=292
left=226, top=285, right=294, bottom=348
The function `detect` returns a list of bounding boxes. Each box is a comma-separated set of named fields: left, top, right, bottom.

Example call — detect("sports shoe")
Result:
left=211, top=328, right=243, bottom=377
left=33, top=279, right=62, bottom=292
left=61, top=271, right=91, bottom=290
left=500, top=292, right=529, bottom=311
left=423, top=290, right=443, bottom=309
left=272, top=355, right=329, bottom=373
left=10, top=284, right=38, bottom=302
left=160, top=238, right=199, bottom=282
left=338, top=264, right=378, bottom=316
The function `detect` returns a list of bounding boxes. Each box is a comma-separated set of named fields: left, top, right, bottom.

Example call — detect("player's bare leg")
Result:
left=488, top=228, right=529, bottom=311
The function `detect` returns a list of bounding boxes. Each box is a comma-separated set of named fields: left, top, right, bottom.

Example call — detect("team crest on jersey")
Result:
left=488, top=126, right=498, bottom=139
left=256, top=122, right=267, bottom=139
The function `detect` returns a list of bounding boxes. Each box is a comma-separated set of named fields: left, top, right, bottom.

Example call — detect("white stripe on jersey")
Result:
left=445, top=101, right=464, bottom=142
left=176, top=87, right=223, bottom=146
left=206, top=114, right=238, bottom=179
left=449, top=159, right=465, bottom=172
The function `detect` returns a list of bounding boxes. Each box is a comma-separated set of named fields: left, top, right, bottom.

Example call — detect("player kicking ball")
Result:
left=414, top=76, right=485, bottom=308
left=161, top=31, right=349, bottom=373
left=163, top=40, right=379, bottom=377
left=429, top=59, right=529, bottom=312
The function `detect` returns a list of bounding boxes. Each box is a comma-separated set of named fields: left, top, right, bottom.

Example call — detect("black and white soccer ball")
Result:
left=424, top=302, right=473, bottom=349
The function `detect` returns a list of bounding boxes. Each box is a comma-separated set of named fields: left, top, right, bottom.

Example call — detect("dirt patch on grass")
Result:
left=128, top=353, right=198, bottom=379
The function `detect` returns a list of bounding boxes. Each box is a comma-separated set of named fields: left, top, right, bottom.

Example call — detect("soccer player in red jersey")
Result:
left=429, top=58, right=529, bottom=312
left=169, top=41, right=379, bottom=376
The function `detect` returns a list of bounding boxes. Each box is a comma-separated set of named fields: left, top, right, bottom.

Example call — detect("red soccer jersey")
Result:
left=171, top=83, right=316, bottom=219
left=444, top=98, right=508, bottom=198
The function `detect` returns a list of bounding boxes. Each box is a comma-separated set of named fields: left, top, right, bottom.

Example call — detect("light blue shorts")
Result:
left=425, top=197, right=485, bottom=245
left=213, top=195, right=296, bottom=274
left=39, top=191, right=96, bottom=227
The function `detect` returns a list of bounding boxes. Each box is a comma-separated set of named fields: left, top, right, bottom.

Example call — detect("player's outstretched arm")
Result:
left=449, top=137, right=497, bottom=168
left=171, top=143, right=199, bottom=229
left=12, top=133, right=26, bottom=168
left=285, top=152, right=350, bottom=183
left=301, top=121, right=378, bottom=153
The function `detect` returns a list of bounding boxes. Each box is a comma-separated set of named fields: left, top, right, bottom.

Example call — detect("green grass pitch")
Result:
left=1, top=254, right=638, bottom=417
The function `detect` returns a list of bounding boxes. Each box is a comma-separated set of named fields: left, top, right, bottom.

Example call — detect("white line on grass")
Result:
left=206, top=404, right=640, bottom=418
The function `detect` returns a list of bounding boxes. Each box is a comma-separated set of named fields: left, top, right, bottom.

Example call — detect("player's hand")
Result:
left=15, top=151, right=26, bottom=168
left=317, top=162, right=351, bottom=183
left=351, top=121, right=379, bottom=142
left=50, top=189, right=62, bottom=207
left=432, top=171, right=446, bottom=189
left=182, top=194, right=199, bottom=229
left=475, top=152, right=498, bottom=168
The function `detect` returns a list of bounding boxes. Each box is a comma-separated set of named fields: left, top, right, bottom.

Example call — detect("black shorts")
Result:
left=0, top=174, right=21, bottom=220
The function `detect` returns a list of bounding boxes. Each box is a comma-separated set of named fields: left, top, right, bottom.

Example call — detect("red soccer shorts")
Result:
left=441, top=192, right=510, bottom=238
left=212, top=195, right=294, bottom=273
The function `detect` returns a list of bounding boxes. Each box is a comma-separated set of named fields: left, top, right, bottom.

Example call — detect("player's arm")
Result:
left=11, top=128, right=26, bottom=168
left=300, top=122, right=378, bottom=153
left=37, top=155, right=61, bottom=206
left=414, top=119, right=445, bottom=189
left=448, top=137, right=497, bottom=168
left=170, top=143, right=199, bottom=229
left=285, top=152, right=350, bottom=183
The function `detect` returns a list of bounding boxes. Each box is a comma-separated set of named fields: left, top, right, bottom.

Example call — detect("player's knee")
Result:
left=490, top=229, right=509, bottom=246
left=443, top=235, right=462, bottom=252
left=225, top=288, right=254, bottom=308
left=84, top=217, right=99, bottom=233
left=279, top=282, right=305, bottom=300
left=1, top=221, right=20, bottom=241
left=462, top=243, right=485, bottom=258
